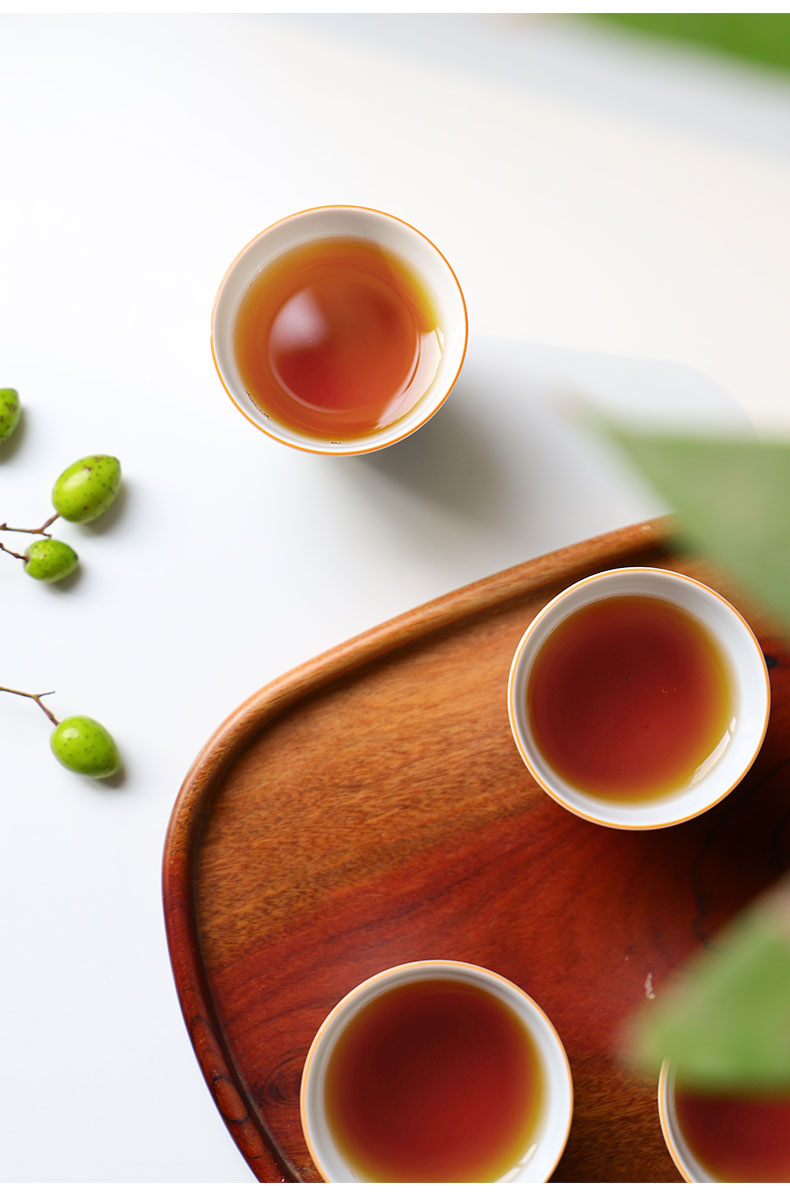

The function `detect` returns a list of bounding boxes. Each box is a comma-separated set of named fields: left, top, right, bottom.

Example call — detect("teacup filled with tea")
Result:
left=300, top=960, right=573, bottom=1182
left=659, top=1061, right=790, bottom=1181
left=211, top=206, right=467, bottom=454
left=508, top=568, right=770, bottom=829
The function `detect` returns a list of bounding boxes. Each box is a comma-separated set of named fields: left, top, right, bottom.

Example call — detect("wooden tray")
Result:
left=162, top=520, right=788, bottom=1182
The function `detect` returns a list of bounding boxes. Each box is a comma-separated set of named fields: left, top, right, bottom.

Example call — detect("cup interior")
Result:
left=300, top=960, right=572, bottom=1182
left=659, top=1061, right=711, bottom=1182
left=211, top=206, right=467, bottom=454
left=508, top=568, right=770, bottom=829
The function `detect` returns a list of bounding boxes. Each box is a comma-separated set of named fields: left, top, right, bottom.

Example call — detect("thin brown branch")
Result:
left=0, top=686, right=59, bottom=726
left=0, top=541, right=26, bottom=562
left=0, top=512, right=60, bottom=538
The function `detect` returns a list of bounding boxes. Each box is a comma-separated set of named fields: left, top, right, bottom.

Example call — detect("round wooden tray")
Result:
left=162, top=520, right=788, bottom=1181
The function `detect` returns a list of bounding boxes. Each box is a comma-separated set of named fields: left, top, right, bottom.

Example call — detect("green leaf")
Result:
left=589, top=14, right=790, bottom=74
left=599, top=423, right=790, bottom=1090
left=608, top=430, right=790, bottom=629
left=622, top=879, right=790, bottom=1090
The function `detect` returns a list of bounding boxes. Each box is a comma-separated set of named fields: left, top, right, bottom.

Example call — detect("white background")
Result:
left=1, top=14, right=788, bottom=1182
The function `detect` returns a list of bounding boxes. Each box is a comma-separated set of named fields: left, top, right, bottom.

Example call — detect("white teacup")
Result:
left=300, top=960, right=573, bottom=1182
left=659, top=1061, right=709, bottom=1182
left=658, top=1060, right=790, bottom=1183
left=211, top=205, right=467, bottom=455
left=508, top=567, right=770, bottom=830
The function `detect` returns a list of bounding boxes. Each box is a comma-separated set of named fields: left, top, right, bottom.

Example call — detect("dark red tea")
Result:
left=674, top=1086, right=790, bottom=1181
left=233, top=237, right=442, bottom=440
left=527, top=594, right=733, bottom=802
left=324, top=978, right=544, bottom=1181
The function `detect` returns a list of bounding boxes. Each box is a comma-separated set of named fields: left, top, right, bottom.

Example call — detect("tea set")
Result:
left=210, top=205, right=775, bottom=1183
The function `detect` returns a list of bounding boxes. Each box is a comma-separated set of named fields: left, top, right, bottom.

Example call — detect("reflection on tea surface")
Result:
left=234, top=237, right=442, bottom=441
left=324, top=978, right=544, bottom=1181
left=528, top=595, right=734, bottom=803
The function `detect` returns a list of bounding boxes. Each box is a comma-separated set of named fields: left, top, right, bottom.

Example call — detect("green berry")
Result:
left=24, top=538, right=79, bottom=582
left=52, top=454, right=121, bottom=523
left=0, top=388, right=21, bottom=444
left=50, top=715, right=121, bottom=778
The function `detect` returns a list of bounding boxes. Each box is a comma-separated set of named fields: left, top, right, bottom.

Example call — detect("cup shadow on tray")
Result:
left=352, top=333, right=753, bottom=576
left=352, top=338, right=666, bottom=561
left=358, top=383, right=516, bottom=528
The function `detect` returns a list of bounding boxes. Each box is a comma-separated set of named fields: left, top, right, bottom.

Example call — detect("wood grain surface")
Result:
left=162, top=520, right=789, bottom=1182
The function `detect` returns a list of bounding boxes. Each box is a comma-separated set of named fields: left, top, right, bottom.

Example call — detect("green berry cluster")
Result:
left=0, top=449, right=122, bottom=582
left=0, top=389, right=123, bottom=778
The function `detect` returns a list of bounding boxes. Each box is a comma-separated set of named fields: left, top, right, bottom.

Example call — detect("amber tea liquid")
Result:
left=674, top=1086, right=790, bottom=1181
left=527, top=595, right=734, bottom=802
left=324, top=978, right=544, bottom=1181
left=233, top=237, right=443, bottom=441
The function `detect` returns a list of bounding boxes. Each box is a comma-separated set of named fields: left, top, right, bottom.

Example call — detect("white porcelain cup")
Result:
left=300, top=960, right=573, bottom=1182
left=658, top=1061, right=710, bottom=1182
left=508, top=567, right=770, bottom=830
left=658, top=1060, right=790, bottom=1183
left=211, top=205, right=468, bottom=455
